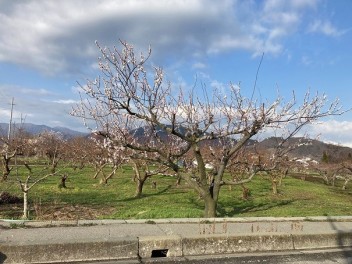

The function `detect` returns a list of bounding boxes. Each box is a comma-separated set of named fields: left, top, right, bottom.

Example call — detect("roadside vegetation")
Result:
left=1, top=163, right=352, bottom=220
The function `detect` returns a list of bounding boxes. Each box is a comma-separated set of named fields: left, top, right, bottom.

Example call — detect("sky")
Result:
left=0, top=0, right=352, bottom=146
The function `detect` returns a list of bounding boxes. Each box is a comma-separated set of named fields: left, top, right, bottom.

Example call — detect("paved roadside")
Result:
left=83, top=248, right=352, bottom=264
left=1, top=216, right=352, bottom=263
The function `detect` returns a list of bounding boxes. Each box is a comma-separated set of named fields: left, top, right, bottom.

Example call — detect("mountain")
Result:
left=0, top=123, right=87, bottom=139
left=10, top=122, right=345, bottom=163
left=256, top=137, right=352, bottom=163
left=127, top=125, right=352, bottom=163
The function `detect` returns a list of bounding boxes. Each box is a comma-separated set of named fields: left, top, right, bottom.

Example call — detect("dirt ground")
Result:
left=0, top=203, right=116, bottom=220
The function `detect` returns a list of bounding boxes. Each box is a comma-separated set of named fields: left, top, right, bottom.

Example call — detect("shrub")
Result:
left=0, top=192, right=21, bottom=204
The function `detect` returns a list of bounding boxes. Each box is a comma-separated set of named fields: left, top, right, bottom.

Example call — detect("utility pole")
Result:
left=2, top=97, right=16, bottom=180
left=7, top=97, right=15, bottom=141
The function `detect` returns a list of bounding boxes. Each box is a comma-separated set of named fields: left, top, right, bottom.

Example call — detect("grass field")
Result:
left=1, top=165, right=352, bottom=220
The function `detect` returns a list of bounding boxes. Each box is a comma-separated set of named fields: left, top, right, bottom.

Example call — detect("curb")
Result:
left=1, top=231, right=352, bottom=263
left=0, top=238, right=138, bottom=263
left=2, top=216, right=352, bottom=228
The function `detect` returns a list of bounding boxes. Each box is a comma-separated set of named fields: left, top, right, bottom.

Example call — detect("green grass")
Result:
left=1, top=165, right=352, bottom=220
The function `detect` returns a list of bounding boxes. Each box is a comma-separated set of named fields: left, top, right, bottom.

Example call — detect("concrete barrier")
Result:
left=1, top=217, right=352, bottom=263
left=0, top=238, right=138, bottom=263
left=181, top=233, right=294, bottom=256
left=138, top=233, right=352, bottom=261
left=292, top=232, right=352, bottom=250
left=1, top=232, right=352, bottom=263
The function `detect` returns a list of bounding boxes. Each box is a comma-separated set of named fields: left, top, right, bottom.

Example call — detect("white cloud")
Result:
left=192, top=62, right=207, bottom=70
left=210, top=80, right=227, bottom=91
left=308, top=19, right=345, bottom=37
left=290, top=0, right=319, bottom=9
left=0, top=108, right=13, bottom=120
left=307, top=120, right=352, bottom=148
left=301, top=55, right=313, bottom=66
left=0, top=108, right=33, bottom=122
left=71, top=85, right=85, bottom=94
left=21, top=88, right=54, bottom=96
left=52, top=99, right=78, bottom=104
left=0, top=0, right=320, bottom=76
left=0, top=84, right=85, bottom=131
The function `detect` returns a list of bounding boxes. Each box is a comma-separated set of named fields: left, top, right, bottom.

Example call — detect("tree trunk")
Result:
left=332, top=174, right=336, bottom=187
left=204, top=196, right=216, bottom=218
left=2, top=170, right=9, bottom=181
left=2, top=156, right=12, bottom=181
left=272, top=180, right=278, bottom=195
left=343, top=179, right=350, bottom=190
left=278, top=175, right=283, bottom=187
left=50, top=165, right=56, bottom=174
left=241, top=184, right=250, bottom=200
left=134, top=178, right=146, bottom=198
left=61, top=174, right=67, bottom=188
left=175, top=175, right=182, bottom=186
left=93, top=164, right=106, bottom=179
left=99, top=178, right=108, bottom=185
left=22, top=190, right=29, bottom=219
left=100, top=168, right=116, bottom=185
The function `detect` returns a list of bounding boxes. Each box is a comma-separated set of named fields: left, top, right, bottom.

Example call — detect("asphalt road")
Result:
left=84, top=249, right=352, bottom=264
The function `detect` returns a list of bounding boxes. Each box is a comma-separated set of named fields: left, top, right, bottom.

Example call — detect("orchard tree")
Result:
left=72, top=40, right=345, bottom=217
left=312, top=162, right=340, bottom=186
left=0, top=129, right=17, bottom=180
left=0, top=98, right=28, bottom=180
left=331, top=162, right=352, bottom=190
left=35, top=131, right=66, bottom=173
left=131, top=158, right=169, bottom=198
left=66, top=136, right=93, bottom=170
left=225, top=149, right=259, bottom=199
left=88, top=134, right=126, bottom=184
left=254, top=150, right=289, bottom=195
left=337, top=165, right=352, bottom=190
left=18, top=162, right=56, bottom=219
left=0, top=124, right=31, bottom=181
left=252, top=136, right=314, bottom=195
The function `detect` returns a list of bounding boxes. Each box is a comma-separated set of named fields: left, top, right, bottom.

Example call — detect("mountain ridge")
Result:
left=0, top=123, right=87, bottom=139
left=0, top=123, right=351, bottom=163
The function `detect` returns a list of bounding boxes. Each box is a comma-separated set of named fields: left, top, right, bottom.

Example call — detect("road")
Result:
left=84, top=248, right=352, bottom=264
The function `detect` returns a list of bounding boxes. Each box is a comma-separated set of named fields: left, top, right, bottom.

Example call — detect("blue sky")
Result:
left=0, top=0, right=352, bottom=146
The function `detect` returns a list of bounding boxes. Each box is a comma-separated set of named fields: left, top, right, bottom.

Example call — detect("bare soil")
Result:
left=0, top=203, right=116, bottom=220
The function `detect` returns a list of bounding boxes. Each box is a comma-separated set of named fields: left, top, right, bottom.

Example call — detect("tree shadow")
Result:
left=217, top=199, right=293, bottom=217
left=188, top=196, right=205, bottom=211
left=116, top=185, right=172, bottom=202
left=327, top=216, right=352, bottom=261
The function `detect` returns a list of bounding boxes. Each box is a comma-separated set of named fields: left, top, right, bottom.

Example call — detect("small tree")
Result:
left=88, top=135, right=126, bottom=184
left=252, top=136, right=313, bottom=195
left=322, top=151, right=330, bottom=163
left=338, top=162, right=352, bottom=190
left=214, top=146, right=260, bottom=199
left=18, top=162, right=56, bottom=219
left=0, top=98, right=29, bottom=181
left=131, top=158, right=168, bottom=198
left=312, top=163, right=340, bottom=186
left=72, top=40, right=345, bottom=217
left=35, top=131, right=66, bottom=173
left=66, top=136, right=93, bottom=170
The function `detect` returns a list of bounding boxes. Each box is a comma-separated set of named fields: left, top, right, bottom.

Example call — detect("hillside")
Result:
left=1, top=122, right=351, bottom=162
left=257, top=137, right=352, bottom=163
left=131, top=126, right=352, bottom=163
left=0, top=123, right=87, bottom=139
